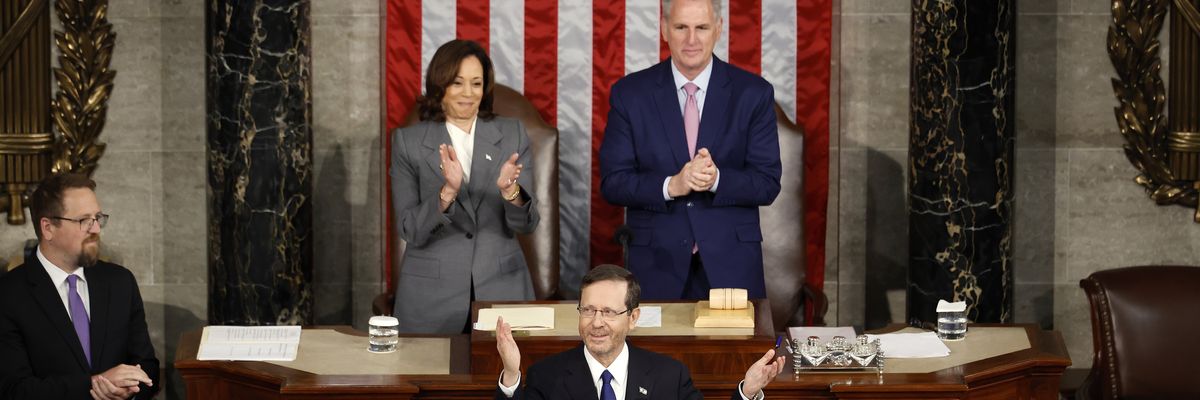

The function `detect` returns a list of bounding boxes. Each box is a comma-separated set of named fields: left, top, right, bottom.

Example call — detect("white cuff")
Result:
left=737, top=380, right=764, bottom=400
left=662, top=177, right=673, bottom=200
left=498, top=371, right=521, bottom=397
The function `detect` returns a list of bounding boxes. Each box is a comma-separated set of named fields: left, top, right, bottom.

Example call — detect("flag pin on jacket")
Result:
left=639, top=387, right=647, bottom=395
left=486, top=154, right=492, bottom=161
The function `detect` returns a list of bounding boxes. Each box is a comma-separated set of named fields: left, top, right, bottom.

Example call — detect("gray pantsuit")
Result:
left=390, top=117, right=539, bottom=334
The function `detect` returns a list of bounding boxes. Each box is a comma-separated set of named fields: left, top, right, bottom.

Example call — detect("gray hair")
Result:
left=661, top=0, right=722, bottom=22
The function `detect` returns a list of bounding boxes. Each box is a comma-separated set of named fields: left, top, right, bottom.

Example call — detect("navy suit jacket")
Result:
left=599, top=57, right=782, bottom=299
left=0, top=258, right=160, bottom=400
left=496, top=344, right=741, bottom=400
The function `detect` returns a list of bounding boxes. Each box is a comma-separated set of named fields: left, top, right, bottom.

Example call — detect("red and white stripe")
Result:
left=385, top=0, right=829, bottom=300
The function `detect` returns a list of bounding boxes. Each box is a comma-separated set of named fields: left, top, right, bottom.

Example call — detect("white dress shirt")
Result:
left=37, top=246, right=91, bottom=321
left=446, top=117, right=478, bottom=183
left=662, top=58, right=721, bottom=200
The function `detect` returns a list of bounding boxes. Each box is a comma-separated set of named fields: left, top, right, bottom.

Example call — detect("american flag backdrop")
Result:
left=384, top=0, right=831, bottom=300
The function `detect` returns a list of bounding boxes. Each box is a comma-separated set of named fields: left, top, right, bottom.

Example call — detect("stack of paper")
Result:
left=197, top=325, right=301, bottom=361
left=865, top=332, right=951, bottom=358
left=474, top=307, right=555, bottom=330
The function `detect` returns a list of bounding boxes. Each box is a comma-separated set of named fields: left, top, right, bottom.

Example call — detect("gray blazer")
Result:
left=390, top=117, right=540, bottom=334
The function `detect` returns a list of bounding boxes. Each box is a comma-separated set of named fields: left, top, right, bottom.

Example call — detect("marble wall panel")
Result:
left=93, top=151, right=158, bottom=284
left=840, top=0, right=907, bottom=15
left=1015, top=14, right=1058, bottom=149
left=839, top=13, right=909, bottom=150
left=837, top=148, right=866, bottom=328
left=312, top=15, right=382, bottom=150
left=1054, top=15, right=1123, bottom=148
left=157, top=151, right=207, bottom=284
left=1016, top=0, right=1065, bottom=15
left=160, top=16, right=206, bottom=151
left=312, top=0, right=381, bottom=16
left=1013, top=149, right=1057, bottom=285
left=106, top=18, right=164, bottom=152
left=863, top=149, right=908, bottom=330
left=1063, top=150, right=1200, bottom=282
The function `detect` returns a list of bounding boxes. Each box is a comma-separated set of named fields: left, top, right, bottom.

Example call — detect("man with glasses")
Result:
left=0, top=173, right=159, bottom=399
left=494, top=265, right=783, bottom=400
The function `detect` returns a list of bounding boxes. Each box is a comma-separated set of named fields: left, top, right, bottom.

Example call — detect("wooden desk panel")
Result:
left=176, top=325, right=1070, bottom=399
left=468, top=300, right=777, bottom=375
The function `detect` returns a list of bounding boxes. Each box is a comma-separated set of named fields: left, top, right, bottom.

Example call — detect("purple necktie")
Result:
left=600, top=370, right=616, bottom=400
left=683, top=82, right=700, bottom=158
left=67, top=275, right=91, bottom=366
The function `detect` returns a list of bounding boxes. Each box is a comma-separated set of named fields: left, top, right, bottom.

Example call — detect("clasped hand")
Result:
left=90, top=364, right=152, bottom=400
left=668, top=148, right=718, bottom=197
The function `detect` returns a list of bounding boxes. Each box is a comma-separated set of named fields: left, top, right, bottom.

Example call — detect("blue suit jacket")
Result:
left=599, top=57, right=781, bottom=299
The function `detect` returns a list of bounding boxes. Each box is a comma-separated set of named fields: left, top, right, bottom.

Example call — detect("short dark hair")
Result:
left=581, top=264, right=641, bottom=311
left=29, top=173, right=97, bottom=240
left=416, top=39, right=497, bottom=122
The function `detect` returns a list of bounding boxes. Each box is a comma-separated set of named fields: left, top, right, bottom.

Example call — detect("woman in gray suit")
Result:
left=391, top=40, right=539, bottom=334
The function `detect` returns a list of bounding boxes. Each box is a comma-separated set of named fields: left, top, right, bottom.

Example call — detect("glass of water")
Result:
left=936, top=310, right=967, bottom=341
left=368, top=316, right=399, bottom=353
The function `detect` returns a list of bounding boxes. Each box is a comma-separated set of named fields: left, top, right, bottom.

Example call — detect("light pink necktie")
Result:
left=683, top=82, right=700, bottom=158
left=683, top=83, right=700, bottom=254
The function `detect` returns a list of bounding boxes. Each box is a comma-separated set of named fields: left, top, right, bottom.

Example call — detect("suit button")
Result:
left=466, top=233, right=474, bottom=239
left=686, top=201, right=693, bottom=207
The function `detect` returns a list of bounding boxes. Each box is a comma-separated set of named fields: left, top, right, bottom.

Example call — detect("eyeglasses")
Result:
left=576, top=306, right=632, bottom=320
left=50, top=213, right=109, bottom=231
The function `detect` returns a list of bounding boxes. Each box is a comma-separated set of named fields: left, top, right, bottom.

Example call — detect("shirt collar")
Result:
left=444, top=116, right=478, bottom=136
left=582, top=341, right=630, bottom=390
left=37, top=245, right=85, bottom=287
left=670, top=56, right=714, bottom=93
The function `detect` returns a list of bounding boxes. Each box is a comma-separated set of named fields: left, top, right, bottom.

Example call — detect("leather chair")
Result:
left=373, top=84, right=561, bottom=316
left=1075, top=265, right=1200, bottom=399
left=761, top=104, right=826, bottom=330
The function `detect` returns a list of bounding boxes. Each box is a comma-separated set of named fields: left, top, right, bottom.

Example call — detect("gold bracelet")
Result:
left=504, top=184, right=521, bottom=201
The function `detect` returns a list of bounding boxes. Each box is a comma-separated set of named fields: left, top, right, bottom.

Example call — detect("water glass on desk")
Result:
left=936, top=311, right=967, bottom=341
left=368, top=316, right=399, bottom=353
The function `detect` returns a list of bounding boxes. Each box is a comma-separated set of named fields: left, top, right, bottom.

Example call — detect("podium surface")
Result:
left=176, top=322, right=1069, bottom=399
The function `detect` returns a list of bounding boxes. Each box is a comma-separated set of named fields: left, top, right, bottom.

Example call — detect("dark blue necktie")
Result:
left=600, top=369, right=616, bottom=400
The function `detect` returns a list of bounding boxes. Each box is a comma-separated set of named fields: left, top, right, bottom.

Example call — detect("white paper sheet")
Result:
left=635, top=306, right=662, bottom=327
left=474, top=307, right=555, bottom=330
left=866, top=332, right=951, bottom=358
left=197, top=325, right=301, bottom=361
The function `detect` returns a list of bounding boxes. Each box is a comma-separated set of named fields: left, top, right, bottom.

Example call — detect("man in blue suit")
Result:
left=600, top=0, right=782, bottom=300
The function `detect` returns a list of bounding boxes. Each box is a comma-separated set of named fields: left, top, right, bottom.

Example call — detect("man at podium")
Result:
left=493, top=265, right=783, bottom=399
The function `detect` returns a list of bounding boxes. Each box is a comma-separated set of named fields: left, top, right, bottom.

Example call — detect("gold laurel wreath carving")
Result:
left=49, top=0, right=114, bottom=176
left=1109, top=0, right=1198, bottom=218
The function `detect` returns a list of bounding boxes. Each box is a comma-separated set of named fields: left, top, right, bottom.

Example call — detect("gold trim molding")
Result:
left=0, top=0, right=112, bottom=225
left=49, top=0, right=113, bottom=176
left=1110, top=0, right=1200, bottom=222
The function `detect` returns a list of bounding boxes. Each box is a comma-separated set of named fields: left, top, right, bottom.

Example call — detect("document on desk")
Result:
left=636, top=306, right=662, bottom=327
left=197, top=325, right=302, bottom=361
left=475, top=307, right=555, bottom=330
left=865, top=332, right=951, bottom=358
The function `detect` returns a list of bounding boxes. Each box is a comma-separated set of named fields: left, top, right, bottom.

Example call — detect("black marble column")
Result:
left=206, top=0, right=313, bottom=325
left=908, top=0, right=1015, bottom=327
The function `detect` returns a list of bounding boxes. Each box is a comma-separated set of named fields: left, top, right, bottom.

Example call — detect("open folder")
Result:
left=474, top=307, right=555, bottom=330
